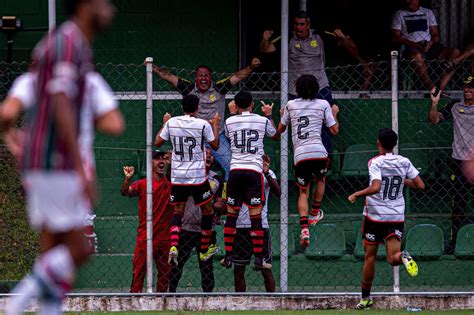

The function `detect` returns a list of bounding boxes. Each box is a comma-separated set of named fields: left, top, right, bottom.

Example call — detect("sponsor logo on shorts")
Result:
left=395, top=230, right=403, bottom=238
left=250, top=197, right=261, bottom=205
left=170, top=195, right=175, bottom=202
left=227, top=197, right=235, bottom=205
left=365, top=233, right=376, bottom=241
left=320, top=168, right=328, bottom=174
left=202, top=190, right=211, bottom=199
left=297, top=177, right=305, bottom=185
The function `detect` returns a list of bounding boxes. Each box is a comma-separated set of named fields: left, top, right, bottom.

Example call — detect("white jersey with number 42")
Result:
left=280, top=98, right=336, bottom=164
left=225, top=111, right=277, bottom=173
left=364, top=153, right=419, bottom=222
left=159, top=115, right=214, bottom=185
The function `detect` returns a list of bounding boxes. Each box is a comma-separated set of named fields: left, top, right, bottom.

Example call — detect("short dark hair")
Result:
left=295, top=74, right=320, bottom=100
left=295, top=10, right=310, bottom=22
left=64, top=0, right=88, bottom=16
left=182, top=94, right=199, bottom=113
left=195, top=65, right=212, bottom=73
left=234, top=90, right=253, bottom=109
left=378, top=128, right=398, bottom=151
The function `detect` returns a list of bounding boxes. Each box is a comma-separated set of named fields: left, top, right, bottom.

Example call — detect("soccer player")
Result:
left=1, top=0, right=117, bottom=313
left=155, top=94, right=220, bottom=265
left=277, top=74, right=339, bottom=248
left=232, top=154, right=280, bottom=292
left=348, top=128, right=425, bottom=310
left=221, top=90, right=279, bottom=270
left=168, top=149, right=225, bottom=293
left=120, top=150, right=172, bottom=293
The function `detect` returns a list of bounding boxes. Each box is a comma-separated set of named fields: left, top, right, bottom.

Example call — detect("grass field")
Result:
left=64, top=310, right=474, bottom=315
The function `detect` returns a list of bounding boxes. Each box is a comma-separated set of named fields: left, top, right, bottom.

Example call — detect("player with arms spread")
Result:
left=155, top=94, right=219, bottom=265
left=221, top=90, right=279, bottom=271
left=278, top=74, right=339, bottom=248
left=348, top=128, right=425, bottom=310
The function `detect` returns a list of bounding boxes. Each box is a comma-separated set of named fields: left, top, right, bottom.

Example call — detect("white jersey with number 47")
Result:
left=364, top=153, right=419, bottom=222
left=159, top=115, right=214, bottom=185
left=280, top=98, right=336, bottom=164
left=225, top=111, right=277, bottom=173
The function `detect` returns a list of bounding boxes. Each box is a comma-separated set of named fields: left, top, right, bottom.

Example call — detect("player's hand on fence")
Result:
left=123, top=166, right=135, bottom=178
left=263, top=158, right=270, bottom=174
left=332, top=104, right=340, bottom=117
left=250, top=57, right=261, bottom=70
left=260, top=101, right=274, bottom=116
left=263, top=30, right=273, bottom=41
left=280, top=106, right=285, bottom=117
left=348, top=194, right=358, bottom=203
left=430, top=87, right=441, bottom=104
left=228, top=100, right=238, bottom=115
left=163, top=112, right=171, bottom=123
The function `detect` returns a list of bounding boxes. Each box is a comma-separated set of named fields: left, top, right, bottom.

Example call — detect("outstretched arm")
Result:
left=229, top=58, right=261, bottom=85
left=260, top=30, right=277, bottom=54
left=151, top=63, right=179, bottom=88
left=120, top=166, right=139, bottom=197
left=428, top=87, right=442, bottom=125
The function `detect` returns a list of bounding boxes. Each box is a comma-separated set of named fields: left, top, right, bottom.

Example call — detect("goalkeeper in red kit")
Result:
left=121, top=150, right=173, bottom=292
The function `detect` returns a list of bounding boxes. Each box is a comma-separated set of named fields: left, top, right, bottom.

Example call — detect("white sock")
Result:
left=4, top=275, right=40, bottom=315
left=34, top=245, right=75, bottom=298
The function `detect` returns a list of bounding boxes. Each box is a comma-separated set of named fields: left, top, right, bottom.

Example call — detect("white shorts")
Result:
left=24, top=171, right=91, bottom=233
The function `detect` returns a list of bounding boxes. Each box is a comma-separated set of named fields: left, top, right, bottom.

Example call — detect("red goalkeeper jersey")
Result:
left=130, top=177, right=172, bottom=242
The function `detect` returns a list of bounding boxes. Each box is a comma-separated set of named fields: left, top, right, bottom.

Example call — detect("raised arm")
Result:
left=228, top=58, right=261, bottom=85
left=208, top=113, right=220, bottom=150
left=328, top=104, right=340, bottom=135
left=261, top=101, right=280, bottom=141
left=428, top=87, right=442, bottom=124
left=120, top=166, right=139, bottom=197
left=260, top=30, right=277, bottom=54
left=155, top=112, right=171, bottom=147
left=151, top=63, right=179, bottom=88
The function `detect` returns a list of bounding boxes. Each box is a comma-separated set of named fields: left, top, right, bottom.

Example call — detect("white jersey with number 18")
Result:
left=364, top=153, right=419, bottom=222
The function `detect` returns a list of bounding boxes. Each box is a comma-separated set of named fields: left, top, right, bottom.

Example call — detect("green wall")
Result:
left=0, top=0, right=238, bottom=70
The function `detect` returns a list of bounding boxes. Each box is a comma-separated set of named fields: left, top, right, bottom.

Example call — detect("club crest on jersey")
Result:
left=365, top=233, right=375, bottom=241
left=310, top=40, right=318, bottom=47
left=227, top=197, right=235, bottom=205
left=395, top=230, right=403, bottom=238
left=209, top=94, right=216, bottom=102
left=202, top=190, right=211, bottom=199
left=250, top=197, right=261, bottom=205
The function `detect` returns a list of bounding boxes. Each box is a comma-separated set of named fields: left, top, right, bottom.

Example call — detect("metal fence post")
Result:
left=280, top=0, right=289, bottom=293
left=145, top=57, right=154, bottom=293
left=391, top=50, right=400, bottom=294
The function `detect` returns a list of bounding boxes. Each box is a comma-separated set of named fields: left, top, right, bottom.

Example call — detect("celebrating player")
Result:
left=348, top=128, right=425, bottom=310
left=232, top=154, right=280, bottom=292
left=277, top=74, right=339, bottom=248
left=120, top=150, right=172, bottom=293
left=155, top=94, right=219, bottom=265
left=221, top=90, right=279, bottom=271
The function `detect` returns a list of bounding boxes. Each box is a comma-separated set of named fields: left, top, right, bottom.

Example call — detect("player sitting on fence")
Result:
left=348, top=128, right=425, bottom=310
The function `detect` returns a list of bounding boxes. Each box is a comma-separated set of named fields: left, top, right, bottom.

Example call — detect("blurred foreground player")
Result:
left=1, top=0, right=118, bottom=313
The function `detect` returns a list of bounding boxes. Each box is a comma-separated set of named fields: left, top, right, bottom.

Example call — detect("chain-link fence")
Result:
left=1, top=54, right=472, bottom=294
left=1, top=0, right=474, bottom=295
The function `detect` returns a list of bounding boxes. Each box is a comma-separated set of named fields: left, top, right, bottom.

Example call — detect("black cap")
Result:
left=152, top=150, right=166, bottom=159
